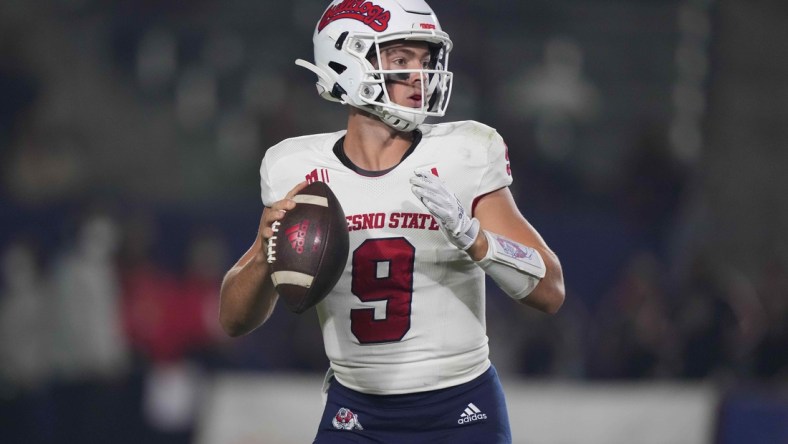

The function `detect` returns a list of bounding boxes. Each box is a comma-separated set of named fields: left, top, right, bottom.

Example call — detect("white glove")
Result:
left=410, top=169, right=480, bottom=251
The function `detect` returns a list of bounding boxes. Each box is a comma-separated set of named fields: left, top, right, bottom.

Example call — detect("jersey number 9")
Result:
left=350, top=238, right=415, bottom=344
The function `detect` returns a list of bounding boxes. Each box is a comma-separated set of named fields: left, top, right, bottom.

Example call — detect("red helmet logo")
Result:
left=318, top=1, right=391, bottom=32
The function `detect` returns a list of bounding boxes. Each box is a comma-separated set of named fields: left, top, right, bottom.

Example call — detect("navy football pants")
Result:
left=313, top=365, right=512, bottom=444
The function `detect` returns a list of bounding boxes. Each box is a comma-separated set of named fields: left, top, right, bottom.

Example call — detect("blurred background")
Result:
left=1, top=0, right=786, bottom=443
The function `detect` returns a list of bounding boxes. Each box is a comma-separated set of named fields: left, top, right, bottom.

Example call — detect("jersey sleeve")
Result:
left=477, top=129, right=513, bottom=196
left=259, top=153, right=277, bottom=207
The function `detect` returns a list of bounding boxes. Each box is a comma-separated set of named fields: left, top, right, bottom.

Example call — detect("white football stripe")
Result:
left=293, top=195, right=328, bottom=207
left=469, top=403, right=481, bottom=413
left=271, top=271, right=314, bottom=288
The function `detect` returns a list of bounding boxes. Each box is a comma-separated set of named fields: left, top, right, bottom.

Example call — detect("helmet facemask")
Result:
left=354, top=33, right=453, bottom=131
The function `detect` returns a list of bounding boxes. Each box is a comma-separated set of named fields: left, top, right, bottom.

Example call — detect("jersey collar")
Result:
left=332, top=130, right=422, bottom=177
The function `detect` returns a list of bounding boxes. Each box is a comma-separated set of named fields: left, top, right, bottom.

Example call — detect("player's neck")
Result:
left=344, top=110, right=414, bottom=171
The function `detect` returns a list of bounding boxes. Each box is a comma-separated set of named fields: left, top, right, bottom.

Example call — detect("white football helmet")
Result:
left=296, top=0, right=453, bottom=131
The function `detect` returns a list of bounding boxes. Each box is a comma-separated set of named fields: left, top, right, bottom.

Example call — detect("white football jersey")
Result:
left=260, top=120, right=513, bottom=395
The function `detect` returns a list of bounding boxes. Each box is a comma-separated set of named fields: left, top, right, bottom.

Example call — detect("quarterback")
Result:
left=219, top=0, right=565, bottom=443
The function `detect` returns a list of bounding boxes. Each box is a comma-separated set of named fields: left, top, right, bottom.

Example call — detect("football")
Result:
left=267, top=181, right=349, bottom=313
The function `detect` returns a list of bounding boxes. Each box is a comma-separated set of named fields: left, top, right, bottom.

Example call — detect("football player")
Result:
left=219, top=0, right=566, bottom=442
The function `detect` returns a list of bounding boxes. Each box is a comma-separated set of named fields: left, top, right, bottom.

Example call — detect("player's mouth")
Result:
left=408, top=94, right=423, bottom=107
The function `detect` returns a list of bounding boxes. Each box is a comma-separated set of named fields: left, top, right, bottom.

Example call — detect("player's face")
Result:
left=372, top=41, right=432, bottom=109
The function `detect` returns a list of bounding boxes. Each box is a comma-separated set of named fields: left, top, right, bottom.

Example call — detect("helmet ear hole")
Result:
left=330, top=83, right=347, bottom=100
left=334, top=31, right=349, bottom=50
left=328, top=62, right=347, bottom=75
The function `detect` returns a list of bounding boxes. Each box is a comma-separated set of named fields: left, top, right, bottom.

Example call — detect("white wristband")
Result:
left=477, top=230, right=545, bottom=300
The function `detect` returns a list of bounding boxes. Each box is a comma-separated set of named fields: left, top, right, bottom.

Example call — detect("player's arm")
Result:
left=219, top=181, right=308, bottom=336
left=411, top=171, right=564, bottom=314
left=469, top=187, right=565, bottom=313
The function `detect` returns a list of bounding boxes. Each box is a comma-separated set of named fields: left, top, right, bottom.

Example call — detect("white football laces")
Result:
left=266, top=220, right=280, bottom=264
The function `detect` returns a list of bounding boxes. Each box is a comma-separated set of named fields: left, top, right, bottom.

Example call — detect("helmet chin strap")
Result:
left=380, top=110, right=422, bottom=132
left=347, top=102, right=421, bottom=132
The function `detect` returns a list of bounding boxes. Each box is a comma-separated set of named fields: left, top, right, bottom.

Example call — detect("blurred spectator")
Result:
left=0, top=240, right=53, bottom=443
left=179, top=229, right=226, bottom=350
left=517, top=302, right=589, bottom=379
left=121, top=223, right=223, bottom=364
left=48, top=209, right=133, bottom=442
left=672, top=251, right=766, bottom=381
left=50, top=211, right=128, bottom=379
left=0, top=29, right=38, bottom=149
left=0, top=240, right=51, bottom=391
left=485, top=282, right=588, bottom=379
left=618, top=123, right=689, bottom=251
left=501, top=36, right=601, bottom=163
left=120, top=217, right=226, bottom=443
left=751, top=252, right=788, bottom=380
left=587, top=251, right=679, bottom=379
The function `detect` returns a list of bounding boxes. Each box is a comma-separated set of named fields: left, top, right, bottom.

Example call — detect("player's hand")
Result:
left=410, top=169, right=479, bottom=251
left=259, top=181, right=308, bottom=246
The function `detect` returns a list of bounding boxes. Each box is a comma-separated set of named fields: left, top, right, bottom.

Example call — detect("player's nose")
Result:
left=409, top=70, right=425, bottom=85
